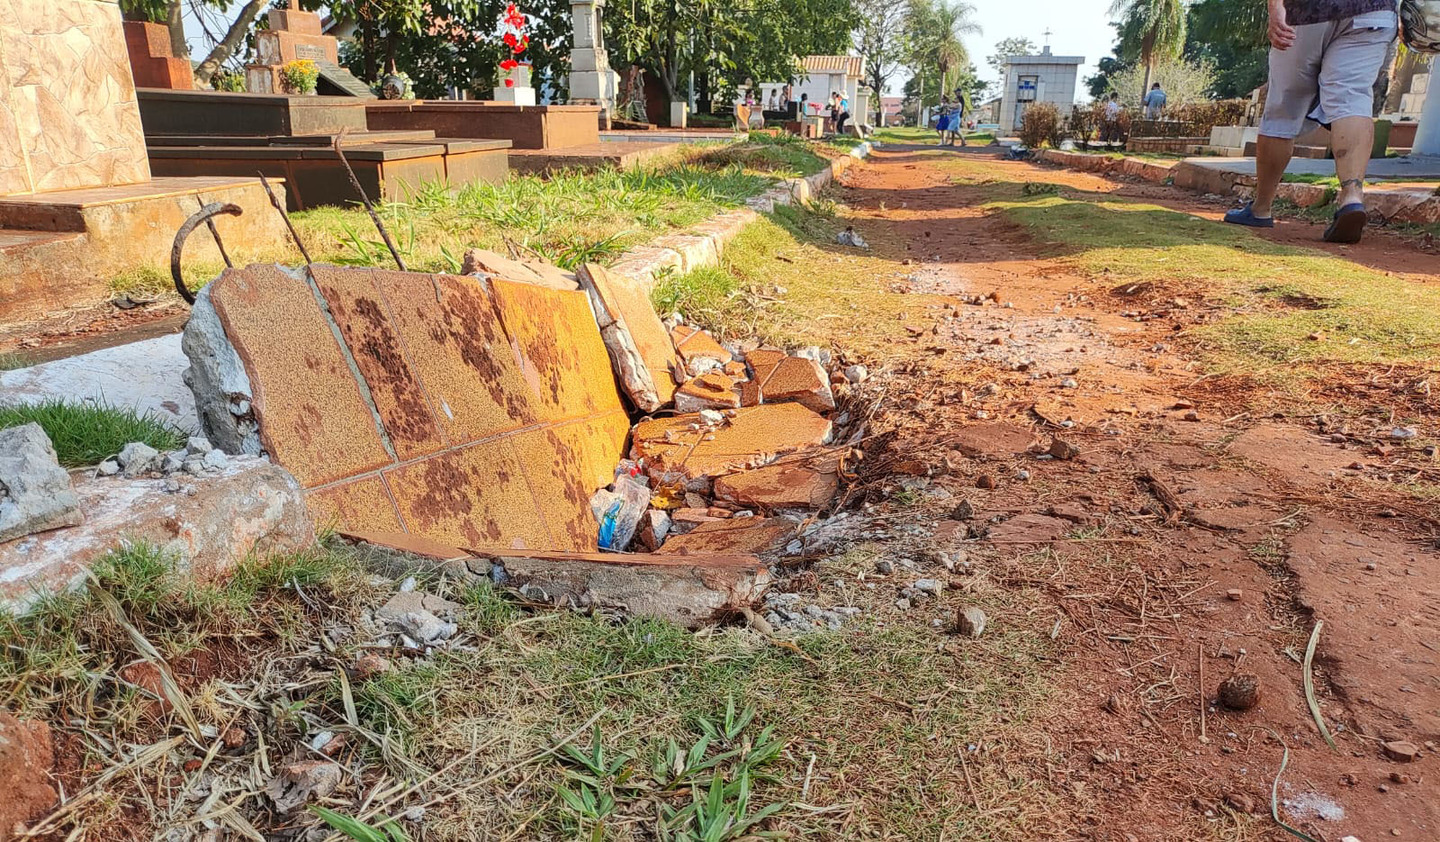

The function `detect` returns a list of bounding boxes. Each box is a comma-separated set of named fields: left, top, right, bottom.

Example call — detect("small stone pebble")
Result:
left=875, top=559, right=894, bottom=575
left=955, top=605, right=987, bottom=638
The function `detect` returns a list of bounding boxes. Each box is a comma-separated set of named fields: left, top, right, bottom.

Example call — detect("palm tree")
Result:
left=1109, top=0, right=1187, bottom=100
left=906, top=0, right=981, bottom=117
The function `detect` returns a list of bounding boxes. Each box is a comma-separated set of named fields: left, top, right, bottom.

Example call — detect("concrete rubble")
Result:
left=0, top=423, right=82, bottom=543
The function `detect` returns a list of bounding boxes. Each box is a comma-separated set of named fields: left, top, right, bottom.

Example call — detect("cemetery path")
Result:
left=818, top=142, right=1440, bottom=840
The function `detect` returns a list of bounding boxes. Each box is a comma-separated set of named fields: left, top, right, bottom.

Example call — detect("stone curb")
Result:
left=608, top=141, right=874, bottom=291
left=1040, top=148, right=1440, bottom=224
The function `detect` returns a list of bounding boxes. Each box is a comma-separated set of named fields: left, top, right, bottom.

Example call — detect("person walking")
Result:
left=1143, top=82, right=1167, bottom=119
left=935, top=95, right=953, bottom=144
left=953, top=89, right=969, bottom=146
left=1225, top=0, right=1397, bottom=243
left=1103, top=92, right=1123, bottom=143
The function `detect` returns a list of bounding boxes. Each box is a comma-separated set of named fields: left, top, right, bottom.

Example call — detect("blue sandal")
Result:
left=1323, top=203, right=1367, bottom=244
left=1224, top=203, right=1275, bottom=228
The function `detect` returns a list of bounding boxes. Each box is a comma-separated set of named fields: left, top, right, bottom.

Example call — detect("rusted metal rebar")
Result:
left=171, top=201, right=242, bottom=304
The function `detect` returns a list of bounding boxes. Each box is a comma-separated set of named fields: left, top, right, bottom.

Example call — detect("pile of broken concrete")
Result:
left=171, top=248, right=863, bottom=627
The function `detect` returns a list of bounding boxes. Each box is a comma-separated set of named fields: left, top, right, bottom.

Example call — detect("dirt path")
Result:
left=835, top=144, right=1438, bottom=841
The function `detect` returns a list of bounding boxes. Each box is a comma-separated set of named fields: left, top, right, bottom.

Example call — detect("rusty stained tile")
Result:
left=546, top=410, right=631, bottom=493
left=684, top=404, right=833, bottom=479
left=384, top=439, right=552, bottom=552
left=510, top=425, right=604, bottom=552
left=659, top=517, right=796, bottom=556
left=460, top=248, right=579, bottom=291
left=371, top=269, right=538, bottom=442
left=209, top=264, right=392, bottom=488
left=675, top=372, right=740, bottom=412
left=630, top=415, right=703, bottom=474
left=712, top=450, right=842, bottom=511
left=305, top=475, right=404, bottom=534
left=580, top=263, right=682, bottom=408
left=745, top=348, right=786, bottom=383
left=489, top=279, right=623, bottom=423
left=670, top=324, right=730, bottom=365
left=758, top=356, right=836, bottom=413
left=310, top=266, right=445, bottom=460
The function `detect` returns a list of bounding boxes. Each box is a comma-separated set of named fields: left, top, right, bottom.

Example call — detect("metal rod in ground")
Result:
left=200, top=198, right=234, bottom=268
left=332, top=127, right=407, bottom=272
left=258, top=172, right=314, bottom=266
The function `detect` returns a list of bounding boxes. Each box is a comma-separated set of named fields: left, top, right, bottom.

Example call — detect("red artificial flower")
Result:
left=505, top=79, right=515, bottom=87
left=500, top=59, right=519, bottom=71
left=504, top=32, right=518, bottom=48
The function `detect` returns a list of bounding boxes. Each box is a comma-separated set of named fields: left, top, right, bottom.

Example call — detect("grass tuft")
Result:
left=0, top=400, right=187, bottom=466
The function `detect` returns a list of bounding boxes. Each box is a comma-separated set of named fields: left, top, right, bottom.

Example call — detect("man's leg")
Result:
left=1251, top=134, right=1296, bottom=217
left=1330, top=115, right=1374, bottom=207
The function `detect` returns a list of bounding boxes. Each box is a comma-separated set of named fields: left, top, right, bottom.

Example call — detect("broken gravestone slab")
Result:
left=674, top=371, right=742, bottom=412
left=0, top=423, right=82, bottom=543
left=712, top=450, right=842, bottom=512
left=576, top=262, right=683, bottom=412
left=670, top=325, right=731, bottom=376
left=461, top=248, right=579, bottom=291
left=631, top=404, right=834, bottom=480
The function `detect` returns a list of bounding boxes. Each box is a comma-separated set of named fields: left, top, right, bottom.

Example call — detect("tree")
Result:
left=854, top=0, right=909, bottom=124
left=1106, top=55, right=1213, bottom=110
left=1109, top=0, right=1187, bottom=98
left=1183, top=0, right=1266, bottom=98
left=985, top=36, right=1035, bottom=87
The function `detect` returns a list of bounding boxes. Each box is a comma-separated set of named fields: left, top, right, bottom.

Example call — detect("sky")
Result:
left=964, top=0, right=1118, bottom=102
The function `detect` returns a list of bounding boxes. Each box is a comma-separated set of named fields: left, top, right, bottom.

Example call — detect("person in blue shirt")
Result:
left=1143, top=82, right=1167, bottom=119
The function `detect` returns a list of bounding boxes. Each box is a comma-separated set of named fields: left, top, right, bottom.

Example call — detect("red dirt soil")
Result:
left=838, top=144, right=1438, bottom=841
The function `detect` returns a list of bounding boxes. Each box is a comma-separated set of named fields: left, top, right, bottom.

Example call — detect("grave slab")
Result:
left=578, top=262, right=682, bottom=411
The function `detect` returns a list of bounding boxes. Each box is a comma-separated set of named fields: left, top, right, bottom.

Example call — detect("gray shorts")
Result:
left=1259, top=10, right=1397, bottom=139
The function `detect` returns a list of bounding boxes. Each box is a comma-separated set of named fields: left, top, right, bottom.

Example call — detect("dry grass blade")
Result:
left=19, top=737, right=186, bottom=838
left=1301, top=620, right=1337, bottom=751
left=87, top=575, right=205, bottom=742
left=1263, top=729, right=1321, bottom=842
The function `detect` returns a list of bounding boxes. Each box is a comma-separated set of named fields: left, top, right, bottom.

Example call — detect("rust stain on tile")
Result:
left=371, top=269, right=537, bottom=441
left=385, top=440, right=552, bottom=551
left=659, top=517, right=795, bottom=555
left=311, top=265, right=444, bottom=460
left=209, top=264, right=392, bottom=487
left=490, top=279, right=622, bottom=422
left=306, top=475, right=404, bottom=534
left=512, top=426, right=603, bottom=552
left=758, top=357, right=836, bottom=413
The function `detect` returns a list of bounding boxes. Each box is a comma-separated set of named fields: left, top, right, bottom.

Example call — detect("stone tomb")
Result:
left=245, top=9, right=372, bottom=98
left=189, top=263, right=632, bottom=551
left=0, top=0, right=285, bottom=325
left=123, top=20, right=193, bottom=90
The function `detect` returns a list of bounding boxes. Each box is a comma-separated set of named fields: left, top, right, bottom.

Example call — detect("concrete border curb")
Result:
left=607, top=141, right=874, bottom=291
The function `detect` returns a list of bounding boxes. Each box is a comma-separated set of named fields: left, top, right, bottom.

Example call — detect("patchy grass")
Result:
left=873, top=125, right=994, bottom=146
left=0, top=400, right=186, bottom=466
left=977, top=189, right=1440, bottom=374
left=1, top=535, right=1066, bottom=840
left=652, top=200, right=939, bottom=352
left=0, top=350, right=34, bottom=371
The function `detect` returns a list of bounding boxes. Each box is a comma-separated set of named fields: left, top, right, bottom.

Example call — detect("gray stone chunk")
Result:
left=0, top=423, right=83, bottom=542
left=117, top=442, right=159, bottom=478
left=186, top=436, right=213, bottom=456
left=182, top=285, right=263, bottom=456
left=201, top=449, right=229, bottom=471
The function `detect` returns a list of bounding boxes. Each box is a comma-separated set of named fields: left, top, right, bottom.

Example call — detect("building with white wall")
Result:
left=752, top=55, right=869, bottom=123
left=998, top=46, right=1083, bottom=133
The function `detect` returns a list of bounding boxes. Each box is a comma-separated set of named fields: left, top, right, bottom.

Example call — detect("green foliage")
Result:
left=905, top=0, right=983, bottom=110
left=1106, top=56, right=1215, bottom=109
left=985, top=36, right=1036, bottom=97
left=1110, top=0, right=1188, bottom=94
left=1018, top=101, right=1062, bottom=149
left=279, top=59, right=320, bottom=94
left=1184, top=0, right=1268, bottom=98
left=854, top=0, right=911, bottom=123
left=211, top=70, right=246, bottom=93
left=310, top=807, right=413, bottom=842
left=0, top=400, right=186, bottom=467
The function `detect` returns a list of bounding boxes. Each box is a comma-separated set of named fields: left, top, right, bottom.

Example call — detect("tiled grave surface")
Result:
left=209, top=264, right=628, bottom=552
left=579, top=263, right=682, bottom=411
left=631, top=404, right=833, bottom=479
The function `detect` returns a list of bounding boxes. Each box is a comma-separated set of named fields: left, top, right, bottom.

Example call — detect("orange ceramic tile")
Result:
left=675, top=372, right=740, bottom=411
left=369, top=269, right=538, bottom=442
left=488, top=278, right=623, bottom=422
left=209, top=264, right=392, bottom=488
left=310, top=265, right=445, bottom=460
left=306, top=475, right=403, bottom=534
left=712, top=451, right=842, bottom=510
left=547, top=410, right=631, bottom=493
left=670, top=324, right=730, bottom=364
left=384, top=439, right=553, bottom=551
left=579, top=263, right=682, bottom=407
left=511, top=426, right=604, bottom=552
left=758, top=356, right=836, bottom=412
left=659, top=517, right=795, bottom=556
left=683, top=404, right=834, bottom=478
left=339, top=529, right=472, bottom=560
left=745, top=348, right=787, bottom=383
left=630, top=415, right=703, bottom=475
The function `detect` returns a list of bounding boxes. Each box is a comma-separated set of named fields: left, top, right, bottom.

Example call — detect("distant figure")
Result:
left=953, top=89, right=969, bottom=146
left=1103, top=92, right=1122, bottom=142
left=1224, top=0, right=1397, bottom=243
left=767, top=90, right=779, bottom=111
left=1143, top=82, right=1167, bottom=119
left=831, top=91, right=851, bottom=135
left=781, top=83, right=794, bottom=118
left=935, top=95, right=953, bottom=142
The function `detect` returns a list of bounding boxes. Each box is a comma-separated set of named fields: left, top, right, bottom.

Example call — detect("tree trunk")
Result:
left=361, top=17, right=378, bottom=81
left=165, top=0, right=189, bottom=60
left=1142, top=60, right=1154, bottom=105
left=193, top=0, right=269, bottom=88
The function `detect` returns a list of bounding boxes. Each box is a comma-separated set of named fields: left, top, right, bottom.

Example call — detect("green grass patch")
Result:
left=0, top=400, right=186, bottom=466
left=0, top=350, right=34, bottom=371
left=873, top=125, right=994, bottom=145
left=984, top=191, right=1440, bottom=371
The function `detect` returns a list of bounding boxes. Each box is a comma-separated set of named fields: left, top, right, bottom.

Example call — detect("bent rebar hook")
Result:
left=171, top=201, right=242, bottom=304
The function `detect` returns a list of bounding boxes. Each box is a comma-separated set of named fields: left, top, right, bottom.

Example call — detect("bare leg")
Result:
left=1251, top=134, right=1296, bottom=217
left=1329, top=115, right=1374, bottom=206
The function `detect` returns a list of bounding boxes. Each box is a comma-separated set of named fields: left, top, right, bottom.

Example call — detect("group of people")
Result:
left=743, top=84, right=852, bottom=134
left=1096, top=83, right=1167, bottom=142
left=933, top=93, right=969, bottom=146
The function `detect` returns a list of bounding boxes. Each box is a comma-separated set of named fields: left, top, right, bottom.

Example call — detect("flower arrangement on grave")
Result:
left=498, top=3, right=530, bottom=88
left=279, top=59, right=319, bottom=95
